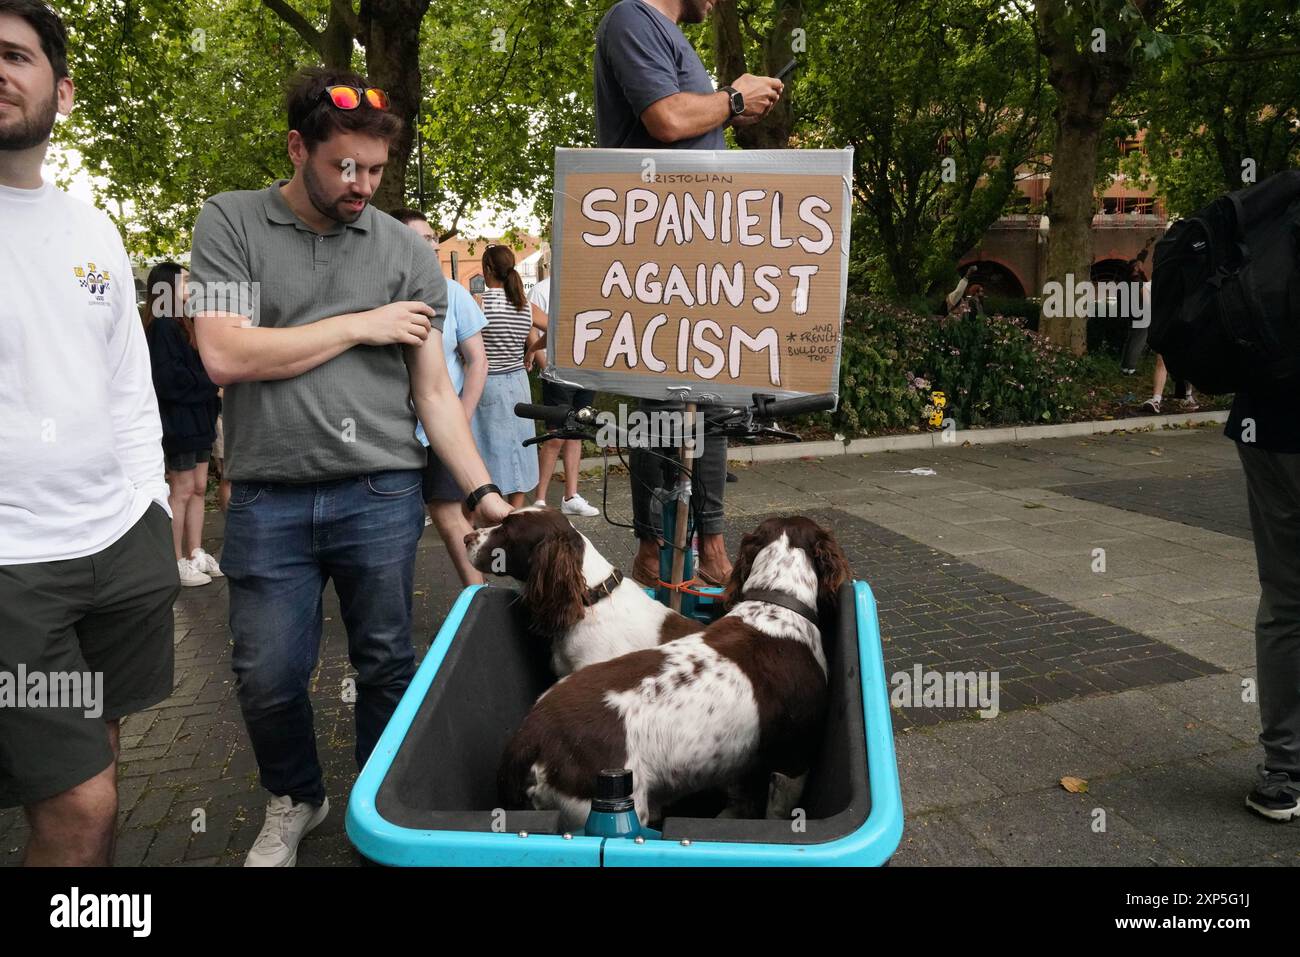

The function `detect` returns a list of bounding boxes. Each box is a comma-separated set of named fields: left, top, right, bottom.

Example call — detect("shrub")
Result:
left=830, top=296, right=1087, bottom=435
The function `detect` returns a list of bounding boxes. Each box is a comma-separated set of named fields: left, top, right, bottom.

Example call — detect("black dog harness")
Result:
left=739, top=589, right=821, bottom=628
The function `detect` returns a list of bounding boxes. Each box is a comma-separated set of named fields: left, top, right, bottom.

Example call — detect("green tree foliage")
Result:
left=1126, top=0, right=1300, bottom=217
left=412, top=0, right=606, bottom=239
left=55, top=0, right=328, bottom=255
left=798, top=0, right=1048, bottom=298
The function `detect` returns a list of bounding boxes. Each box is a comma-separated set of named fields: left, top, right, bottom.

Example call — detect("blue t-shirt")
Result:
left=594, top=0, right=726, bottom=150
left=416, top=280, right=488, bottom=447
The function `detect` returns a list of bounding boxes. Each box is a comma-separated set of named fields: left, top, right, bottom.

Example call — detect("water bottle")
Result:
left=584, top=769, right=641, bottom=839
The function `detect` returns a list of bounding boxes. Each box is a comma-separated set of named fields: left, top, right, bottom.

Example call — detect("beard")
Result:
left=0, top=87, right=59, bottom=151
left=302, top=159, right=366, bottom=225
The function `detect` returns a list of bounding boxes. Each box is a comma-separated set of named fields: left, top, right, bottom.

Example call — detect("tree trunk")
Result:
left=264, top=0, right=426, bottom=211
left=262, top=0, right=354, bottom=68
left=1039, top=93, right=1103, bottom=355
left=1036, top=0, right=1159, bottom=355
left=359, top=0, right=429, bottom=213
left=712, top=0, right=801, bottom=150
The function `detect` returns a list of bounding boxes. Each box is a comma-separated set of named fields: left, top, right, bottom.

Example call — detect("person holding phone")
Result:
left=594, top=0, right=786, bottom=587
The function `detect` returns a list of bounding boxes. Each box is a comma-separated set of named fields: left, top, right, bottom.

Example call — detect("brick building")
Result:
left=960, top=134, right=1166, bottom=298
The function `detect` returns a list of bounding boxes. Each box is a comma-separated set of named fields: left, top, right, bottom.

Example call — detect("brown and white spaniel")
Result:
left=464, top=507, right=698, bottom=677
left=497, top=515, right=852, bottom=830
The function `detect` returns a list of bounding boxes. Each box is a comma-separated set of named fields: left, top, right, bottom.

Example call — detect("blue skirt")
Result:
left=470, top=369, right=540, bottom=496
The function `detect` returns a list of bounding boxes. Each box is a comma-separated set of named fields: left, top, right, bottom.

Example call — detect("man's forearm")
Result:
left=196, top=312, right=359, bottom=385
left=414, top=385, right=494, bottom=494
left=460, top=363, right=486, bottom=420
left=644, top=90, right=730, bottom=143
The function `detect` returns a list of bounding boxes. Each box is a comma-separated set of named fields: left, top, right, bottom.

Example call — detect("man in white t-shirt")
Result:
left=0, top=0, right=179, bottom=865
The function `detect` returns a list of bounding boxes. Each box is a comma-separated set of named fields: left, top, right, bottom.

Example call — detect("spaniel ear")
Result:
left=523, top=529, right=586, bottom=636
left=722, top=531, right=762, bottom=611
left=813, top=528, right=852, bottom=613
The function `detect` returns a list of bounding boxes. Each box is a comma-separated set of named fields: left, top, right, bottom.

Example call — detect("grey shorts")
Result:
left=0, top=503, right=179, bottom=807
left=165, top=447, right=211, bottom=473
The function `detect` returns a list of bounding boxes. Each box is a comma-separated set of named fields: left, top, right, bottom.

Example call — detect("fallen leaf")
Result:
left=1060, top=776, right=1089, bottom=793
left=1184, top=721, right=1197, bottom=730
left=1023, top=502, right=1045, bottom=509
left=1149, top=449, right=1163, bottom=456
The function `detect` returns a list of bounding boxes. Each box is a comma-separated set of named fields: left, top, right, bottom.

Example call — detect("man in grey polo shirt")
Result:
left=190, top=68, right=511, bottom=867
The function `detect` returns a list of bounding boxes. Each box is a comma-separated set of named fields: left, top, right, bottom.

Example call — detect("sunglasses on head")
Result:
left=322, top=85, right=390, bottom=111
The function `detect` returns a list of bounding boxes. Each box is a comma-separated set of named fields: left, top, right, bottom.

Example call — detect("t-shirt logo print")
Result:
left=72, top=262, right=112, bottom=302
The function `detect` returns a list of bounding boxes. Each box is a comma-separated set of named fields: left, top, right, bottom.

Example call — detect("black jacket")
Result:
left=1226, top=390, right=1300, bottom=454
left=146, top=316, right=220, bottom=453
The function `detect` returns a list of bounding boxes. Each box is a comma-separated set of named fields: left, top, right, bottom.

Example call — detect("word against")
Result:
left=50, top=888, right=151, bottom=937
left=0, top=667, right=103, bottom=719
left=1041, top=276, right=1149, bottom=326
left=890, top=665, right=1000, bottom=718
left=593, top=405, right=707, bottom=459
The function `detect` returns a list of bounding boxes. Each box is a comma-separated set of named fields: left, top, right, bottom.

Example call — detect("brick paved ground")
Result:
left=2, top=423, right=1293, bottom=865
left=1057, top=469, right=1251, bottom=540
left=803, top=509, right=1219, bottom=729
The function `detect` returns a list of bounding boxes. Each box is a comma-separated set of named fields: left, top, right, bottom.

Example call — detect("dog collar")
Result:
left=582, top=569, right=625, bottom=606
left=740, top=589, right=820, bottom=627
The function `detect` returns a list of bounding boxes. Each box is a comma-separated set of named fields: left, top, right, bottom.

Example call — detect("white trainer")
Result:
left=561, top=494, right=600, bottom=517
left=244, top=795, right=330, bottom=867
left=177, top=557, right=212, bottom=587
left=190, top=547, right=223, bottom=578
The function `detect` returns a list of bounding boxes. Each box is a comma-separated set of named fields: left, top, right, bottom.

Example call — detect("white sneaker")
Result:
left=177, top=557, right=212, bottom=587
left=244, top=795, right=330, bottom=867
left=190, top=547, right=223, bottom=578
left=423, top=514, right=433, bottom=527
left=561, top=494, right=600, bottom=517
left=533, top=499, right=547, bottom=508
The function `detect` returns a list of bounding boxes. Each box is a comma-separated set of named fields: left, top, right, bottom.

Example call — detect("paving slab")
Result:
left=954, top=790, right=1184, bottom=867
left=1044, top=688, right=1243, bottom=769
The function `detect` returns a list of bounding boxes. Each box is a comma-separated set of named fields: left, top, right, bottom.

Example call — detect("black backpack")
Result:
left=1150, top=170, right=1300, bottom=396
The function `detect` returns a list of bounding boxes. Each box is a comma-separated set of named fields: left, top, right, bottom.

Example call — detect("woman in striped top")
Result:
left=469, top=244, right=544, bottom=507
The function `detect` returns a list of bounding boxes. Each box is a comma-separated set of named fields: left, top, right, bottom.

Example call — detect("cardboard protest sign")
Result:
left=546, top=148, right=852, bottom=404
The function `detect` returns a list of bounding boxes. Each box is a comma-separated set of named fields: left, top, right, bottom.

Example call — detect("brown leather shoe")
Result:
left=631, top=558, right=660, bottom=588
left=695, top=564, right=731, bottom=588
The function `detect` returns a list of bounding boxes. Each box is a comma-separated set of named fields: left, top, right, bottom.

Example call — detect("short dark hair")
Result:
left=285, top=67, right=403, bottom=150
left=0, top=0, right=69, bottom=80
left=389, top=207, right=427, bottom=226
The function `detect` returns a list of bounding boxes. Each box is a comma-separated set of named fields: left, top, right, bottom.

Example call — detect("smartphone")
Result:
left=776, top=58, right=797, bottom=81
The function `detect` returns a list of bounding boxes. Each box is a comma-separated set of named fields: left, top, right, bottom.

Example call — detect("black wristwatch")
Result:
left=465, top=483, right=501, bottom=513
left=721, top=85, right=744, bottom=117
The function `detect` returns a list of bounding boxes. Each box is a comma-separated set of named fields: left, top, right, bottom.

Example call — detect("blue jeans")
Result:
left=221, top=470, right=424, bottom=806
